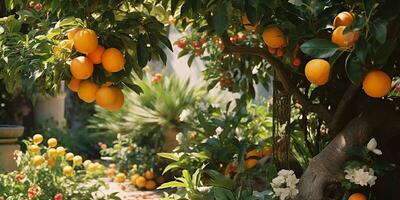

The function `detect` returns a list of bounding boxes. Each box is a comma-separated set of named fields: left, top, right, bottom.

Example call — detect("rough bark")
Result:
left=295, top=102, right=400, bottom=200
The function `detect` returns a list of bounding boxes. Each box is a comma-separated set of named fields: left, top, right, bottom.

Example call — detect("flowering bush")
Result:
left=0, top=134, right=120, bottom=200
left=270, top=170, right=299, bottom=200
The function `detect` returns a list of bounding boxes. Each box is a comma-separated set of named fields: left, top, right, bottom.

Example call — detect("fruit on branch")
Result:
left=262, top=26, right=287, bottom=48
left=268, top=47, right=276, bottom=54
left=176, top=39, right=186, bottom=49
left=102, top=48, right=125, bottom=72
left=70, top=56, right=94, bottom=80
left=331, top=26, right=360, bottom=49
left=362, top=70, right=392, bottom=98
left=73, top=28, right=98, bottom=54
left=305, top=59, right=331, bottom=86
left=67, top=28, right=81, bottom=40
left=87, top=45, right=105, bottom=64
left=96, top=86, right=118, bottom=108
left=192, top=40, right=201, bottom=48
left=333, top=11, right=354, bottom=28
left=103, top=87, right=124, bottom=111
left=277, top=48, right=284, bottom=57
left=292, top=57, right=301, bottom=67
left=77, top=80, right=99, bottom=103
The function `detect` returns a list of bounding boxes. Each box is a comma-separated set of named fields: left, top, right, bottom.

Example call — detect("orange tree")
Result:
left=2, top=0, right=400, bottom=199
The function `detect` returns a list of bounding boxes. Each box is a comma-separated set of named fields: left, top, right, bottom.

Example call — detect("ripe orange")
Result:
left=87, top=45, right=105, bottom=64
left=67, top=28, right=81, bottom=40
left=114, top=173, right=126, bottom=183
left=262, top=26, right=287, bottom=48
left=362, top=70, right=392, bottom=98
left=73, top=28, right=98, bottom=54
left=67, top=77, right=81, bottom=92
left=104, top=87, right=124, bottom=111
left=96, top=86, right=117, bottom=108
left=305, top=59, right=331, bottom=86
left=63, top=166, right=74, bottom=177
left=77, top=80, right=99, bottom=103
left=70, top=56, right=94, bottom=80
left=30, top=145, right=40, bottom=154
left=33, top=155, right=45, bottom=166
left=106, top=168, right=116, bottom=178
left=144, top=170, right=155, bottom=180
left=33, top=134, right=43, bottom=144
left=245, top=159, right=257, bottom=169
left=145, top=180, right=156, bottom=190
left=102, top=48, right=125, bottom=72
left=242, top=15, right=256, bottom=31
left=331, top=26, right=359, bottom=49
left=130, top=174, right=140, bottom=185
left=348, top=193, right=367, bottom=200
left=135, top=176, right=147, bottom=188
left=47, top=138, right=58, bottom=148
left=246, top=150, right=261, bottom=159
left=47, top=158, right=56, bottom=167
left=333, top=11, right=354, bottom=28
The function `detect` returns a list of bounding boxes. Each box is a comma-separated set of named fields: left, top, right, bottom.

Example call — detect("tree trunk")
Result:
left=295, top=102, right=400, bottom=200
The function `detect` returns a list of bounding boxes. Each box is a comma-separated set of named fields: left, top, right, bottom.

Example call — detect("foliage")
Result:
left=0, top=134, right=120, bottom=200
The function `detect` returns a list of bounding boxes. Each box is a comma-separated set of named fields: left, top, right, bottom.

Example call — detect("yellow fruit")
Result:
left=65, top=153, right=74, bottom=161
left=262, top=26, right=287, bottom=48
left=102, top=48, right=125, bottom=72
left=144, top=170, right=155, bottom=180
left=63, top=166, right=74, bottom=177
left=104, top=87, right=124, bottom=111
left=331, top=26, right=359, bottom=49
left=348, top=193, right=367, bottom=200
left=73, top=28, right=98, bottom=54
left=33, top=134, right=43, bottom=144
left=33, top=155, right=45, bottom=166
left=87, top=45, right=105, bottom=64
left=83, top=160, right=92, bottom=168
left=333, top=11, right=354, bottom=28
left=114, top=173, right=126, bottom=183
left=77, top=80, right=99, bottom=103
left=362, top=70, right=392, bottom=98
left=305, top=59, right=331, bottom=86
left=93, top=162, right=101, bottom=170
left=135, top=176, right=147, bottom=188
left=67, top=28, right=81, bottom=40
left=87, top=163, right=97, bottom=172
left=47, top=138, right=58, bottom=147
left=73, top=156, right=83, bottom=166
left=130, top=174, right=140, bottom=185
left=241, top=15, right=256, bottom=31
left=47, top=158, right=56, bottom=167
left=245, top=159, right=257, bottom=169
left=68, top=77, right=81, bottom=92
left=56, top=147, right=65, bottom=156
left=70, top=56, right=94, bottom=80
left=47, top=148, right=57, bottom=158
left=30, top=145, right=40, bottom=154
left=246, top=150, right=261, bottom=159
left=145, top=180, right=156, bottom=190
left=106, top=168, right=116, bottom=178
left=96, top=86, right=117, bottom=108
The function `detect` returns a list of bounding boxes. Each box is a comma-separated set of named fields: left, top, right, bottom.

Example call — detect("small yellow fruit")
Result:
left=144, top=170, right=155, bottom=180
left=33, top=134, right=43, bottom=144
left=63, top=166, right=74, bottom=177
left=135, top=176, right=147, bottom=188
left=114, top=173, right=126, bottom=183
left=83, top=160, right=92, bottom=168
left=47, top=158, right=56, bottom=167
left=130, top=174, right=140, bottom=185
left=47, top=138, right=58, bottom=148
left=47, top=148, right=57, bottom=158
left=33, top=155, right=45, bottom=166
left=56, top=147, right=65, bottom=157
left=145, top=180, right=156, bottom=190
left=65, top=153, right=74, bottom=161
left=30, top=145, right=40, bottom=154
left=73, top=156, right=83, bottom=166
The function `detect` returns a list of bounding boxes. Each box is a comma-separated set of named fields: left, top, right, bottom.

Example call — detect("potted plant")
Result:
left=0, top=125, right=24, bottom=172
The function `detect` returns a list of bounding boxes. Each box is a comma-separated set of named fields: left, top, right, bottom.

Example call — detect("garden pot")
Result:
left=33, top=92, right=66, bottom=128
left=162, top=126, right=179, bottom=152
left=0, top=125, right=24, bottom=172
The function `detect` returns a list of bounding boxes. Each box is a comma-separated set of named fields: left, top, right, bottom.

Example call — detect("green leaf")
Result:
left=300, top=39, right=339, bottom=58
left=213, top=187, right=235, bottom=200
left=137, top=34, right=150, bottom=68
left=157, top=153, right=180, bottom=161
left=187, top=54, right=195, bottom=66
left=345, top=55, right=363, bottom=85
left=158, top=181, right=187, bottom=189
left=371, top=20, right=387, bottom=44
left=212, top=3, right=230, bottom=35
left=162, top=162, right=181, bottom=174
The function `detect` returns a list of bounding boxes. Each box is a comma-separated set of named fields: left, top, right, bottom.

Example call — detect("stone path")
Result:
left=99, top=179, right=163, bottom=200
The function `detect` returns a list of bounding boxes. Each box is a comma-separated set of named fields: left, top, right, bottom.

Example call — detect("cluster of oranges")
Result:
left=64, top=28, right=125, bottom=111
left=224, top=147, right=273, bottom=176
left=106, top=165, right=164, bottom=191
left=30, top=134, right=102, bottom=176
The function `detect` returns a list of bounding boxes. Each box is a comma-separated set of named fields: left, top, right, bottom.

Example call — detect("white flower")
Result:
left=345, top=166, right=377, bottom=187
left=271, top=170, right=299, bottom=200
left=0, top=25, right=4, bottom=34
left=175, top=132, right=183, bottom=144
left=179, top=109, right=191, bottom=122
left=278, top=169, right=294, bottom=177
left=367, top=138, right=382, bottom=155
left=215, top=127, right=223, bottom=135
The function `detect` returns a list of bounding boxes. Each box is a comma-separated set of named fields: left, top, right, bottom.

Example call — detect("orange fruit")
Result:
left=73, top=156, right=83, bottom=166
left=47, top=148, right=57, bottom=158
left=33, top=134, right=43, bottom=144
left=70, top=56, right=94, bottom=80
left=262, top=26, right=287, bottom=48
left=104, top=87, right=124, bottom=111
left=78, top=81, right=99, bottom=103
left=73, top=28, right=98, bottom=54
left=114, top=173, right=126, bottom=183
left=144, top=170, right=155, bottom=180
left=245, top=159, right=257, bottom=169
left=96, top=86, right=117, bottom=108
left=68, top=77, right=81, bottom=92
left=47, top=158, right=56, bottom=167
left=47, top=138, right=58, bottom=147
left=33, top=155, right=45, bottom=166
left=67, top=28, right=81, bottom=40
left=65, top=153, right=74, bottom=161
left=130, top=174, right=140, bottom=185
left=305, top=59, right=331, bottom=86
left=135, top=176, right=147, bottom=188
left=246, top=150, right=261, bottom=159
left=362, top=70, right=392, bottom=98
left=56, top=147, right=65, bottom=156
left=333, top=11, right=354, bottom=28
left=106, top=168, right=116, bottom=178
left=348, top=193, right=367, bottom=200
left=87, top=45, right=105, bottom=64
left=102, top=48, right=125, bottom=72
left=145, top=180, right=156, bottom=190
left=63, top=166, right=74, bottom=177
left=30, top=145, right=40, bottom=154
left=242, top=15, right=256, bottom=31
left=331, top=26, right=359, bottom=49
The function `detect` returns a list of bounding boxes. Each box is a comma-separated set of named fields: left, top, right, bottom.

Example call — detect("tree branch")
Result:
left=221, top=32, right=332, bottom=123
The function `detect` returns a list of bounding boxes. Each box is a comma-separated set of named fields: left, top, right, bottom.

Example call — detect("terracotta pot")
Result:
left=0, top=125, right=24, bottom=172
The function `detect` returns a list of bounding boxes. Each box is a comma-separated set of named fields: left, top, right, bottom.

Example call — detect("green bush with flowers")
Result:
left=0, top=134, right=120, bottom=200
